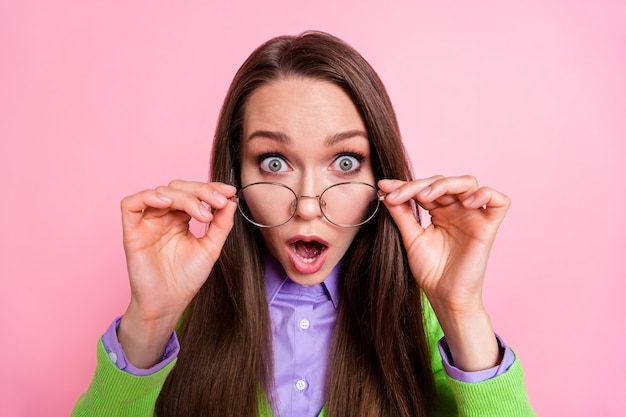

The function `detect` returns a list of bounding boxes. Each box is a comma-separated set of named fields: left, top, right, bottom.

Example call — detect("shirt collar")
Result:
left=264, top=255, right=341, bottom=308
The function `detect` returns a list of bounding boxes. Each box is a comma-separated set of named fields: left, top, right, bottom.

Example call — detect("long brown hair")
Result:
left=156, top=31, right=436, bottom=416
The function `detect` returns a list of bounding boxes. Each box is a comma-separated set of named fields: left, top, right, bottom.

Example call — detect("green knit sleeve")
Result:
left=423, top=297, right=536, bottom=417
left=71, top=338, right=175, bottom=417
left=443, top=357, right=535, bottom=417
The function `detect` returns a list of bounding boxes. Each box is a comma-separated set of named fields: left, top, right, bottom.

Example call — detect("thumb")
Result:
left=383, top=198, right=425, bottom=249
left=200, top=200, right=237, bottom=260
left=379, top=179, right=425, bottom=246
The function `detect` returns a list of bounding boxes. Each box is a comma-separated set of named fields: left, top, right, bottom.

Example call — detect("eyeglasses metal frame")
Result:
left=234, top=181, right=385, bottom=228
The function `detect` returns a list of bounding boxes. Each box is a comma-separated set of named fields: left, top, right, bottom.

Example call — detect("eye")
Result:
left=260, top=155, right=288, bottom=173
left=331, top=155, right=361, bottom=173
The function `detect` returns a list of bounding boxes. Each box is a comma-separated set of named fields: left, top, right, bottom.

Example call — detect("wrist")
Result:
left=430, top=303, right=501, bottom=372
left=118, top=304, right=182, bottom=369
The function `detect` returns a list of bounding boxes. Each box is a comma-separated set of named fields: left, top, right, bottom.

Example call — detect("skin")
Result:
left=117, top=77, right=509, bottom=373
left=240, top=78, right=375, bottom=286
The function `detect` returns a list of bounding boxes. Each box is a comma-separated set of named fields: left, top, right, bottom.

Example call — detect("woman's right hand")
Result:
left=117, top=180, right=237, bottom=368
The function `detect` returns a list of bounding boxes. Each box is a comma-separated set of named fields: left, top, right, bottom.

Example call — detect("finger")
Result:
left=378, top=176, right=444, bottom=203
left=167, top=180, right=237, bottom=207
left=379, top=176, right=446, bottom=210
left=121, top=189, right=174, bottom=230
left=146, top=185, right=219, bottom=223
left=462, top=186, right=511, bottom=214
left=145, top=181, right=236, bottom=224
left=382, top=195, right=426, bottom=249
left=199, top=200, right=238, bottom=259
left=417, top=175, right=479, bottom=206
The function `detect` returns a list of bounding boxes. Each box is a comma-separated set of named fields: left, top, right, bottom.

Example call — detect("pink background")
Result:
left=1, top=1, right=624, bottom=416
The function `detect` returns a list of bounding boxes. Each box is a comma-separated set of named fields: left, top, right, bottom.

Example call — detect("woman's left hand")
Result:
left=378, top=175, right=511, bottom=371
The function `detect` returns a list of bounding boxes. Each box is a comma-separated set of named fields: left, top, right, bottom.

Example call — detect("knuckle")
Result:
left=120, top=189, right=146, bottom=208
left=154, top=185, right=168, bottom=194
left=168, top=179, right=183, bottom=188
left=431, top=174, right=445, bottom=182
left=463, top=175, right=478, bottom=186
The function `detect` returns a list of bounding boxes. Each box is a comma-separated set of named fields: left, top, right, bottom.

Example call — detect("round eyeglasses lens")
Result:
left=237, top=182, right=297, bottom=227
left=236, top=182, right=380, bottom=228
left=320, top=182, right=380, bottom=227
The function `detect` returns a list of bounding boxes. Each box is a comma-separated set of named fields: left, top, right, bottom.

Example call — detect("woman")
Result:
left=73, top=31, right=535, bottom=417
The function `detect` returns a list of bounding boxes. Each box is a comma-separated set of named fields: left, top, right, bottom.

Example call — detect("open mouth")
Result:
left=286, top=237, right=329, bottom=274
left=290, top=240, right=326, bottom=263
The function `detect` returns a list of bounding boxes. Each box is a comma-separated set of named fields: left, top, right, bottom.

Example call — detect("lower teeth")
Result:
left=291, top=243, right=322, bottom=263
left=296, top=254, right=315, bottom=263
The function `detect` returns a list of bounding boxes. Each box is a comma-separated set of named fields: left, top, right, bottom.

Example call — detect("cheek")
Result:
left=363, top=159, right=377, bottom=183
left=239, top=160, right=255, bottom=185
left=259, top=229, right=283, bottom=254
left=239, top=142, right=260, bottom=185
left=340, top=229, right=360, bottom=250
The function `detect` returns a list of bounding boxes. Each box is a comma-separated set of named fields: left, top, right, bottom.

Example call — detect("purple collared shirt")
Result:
left=102, top=256, right=514, bottom=416
left=264, top=256, right=340, bottom=416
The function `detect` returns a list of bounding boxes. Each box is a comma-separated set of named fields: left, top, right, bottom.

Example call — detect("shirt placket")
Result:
left=291, top=290, right=316, bottom=415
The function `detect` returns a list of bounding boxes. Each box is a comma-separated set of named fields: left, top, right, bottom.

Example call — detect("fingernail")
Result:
left=157, top=193, right=172, bottom=202
left=387, top=189, right=400, bottom=200
left=420, top=186, right=432, bottom=197
left=199, top=204, right=211, bottom=218
left=213, top=192, right=227, bottom=204
left=219, top=184, right=237, bottom=194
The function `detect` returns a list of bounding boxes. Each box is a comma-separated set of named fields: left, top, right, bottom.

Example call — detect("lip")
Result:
left=286, top=235, right=329, bottom=247
left=286, top=235, right=329, bottom=275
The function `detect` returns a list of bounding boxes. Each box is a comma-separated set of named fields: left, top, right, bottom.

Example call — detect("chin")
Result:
left=281, top=264, right=331, bottom=285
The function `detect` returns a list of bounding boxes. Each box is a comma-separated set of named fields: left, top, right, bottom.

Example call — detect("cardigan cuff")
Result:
left=438, top=334, right=515, bottom=383
left=101, top=316, right=180, bottom=376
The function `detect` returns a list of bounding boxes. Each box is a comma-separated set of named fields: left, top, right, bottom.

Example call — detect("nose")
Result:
left=293, top=194, right=323, bottom=221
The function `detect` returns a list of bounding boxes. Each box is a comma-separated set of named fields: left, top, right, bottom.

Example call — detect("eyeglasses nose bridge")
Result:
left=294, top=194, right=326, bottom=212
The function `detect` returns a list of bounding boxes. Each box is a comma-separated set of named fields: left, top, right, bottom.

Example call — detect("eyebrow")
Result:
left=246, top=130, right=290, bottom=143
left=246, top=129, right=369, bottom=145
left=325, top=130, right=369, bottom=146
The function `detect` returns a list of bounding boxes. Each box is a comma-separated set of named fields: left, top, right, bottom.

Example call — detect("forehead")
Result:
left=243, top=77, right=367, bottom=140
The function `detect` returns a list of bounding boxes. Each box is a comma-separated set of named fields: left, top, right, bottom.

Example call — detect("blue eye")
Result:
left=260, top=156, right=287, bottom=173
left=332, top=155, right=360, bottom=172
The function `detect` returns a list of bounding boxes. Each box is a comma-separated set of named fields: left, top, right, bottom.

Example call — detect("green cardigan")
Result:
left=72, top=302, right=535, bottom=417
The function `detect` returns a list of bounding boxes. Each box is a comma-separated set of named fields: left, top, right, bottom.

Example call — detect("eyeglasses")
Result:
left=235, top=181, right=384, bottom=228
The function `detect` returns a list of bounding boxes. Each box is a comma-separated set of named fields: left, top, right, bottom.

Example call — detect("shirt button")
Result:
left=108, top=352, right=118, bottom=364
left=299, top=318, right=310, bottom=330
left=295, top=379, right=307, bottom=391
